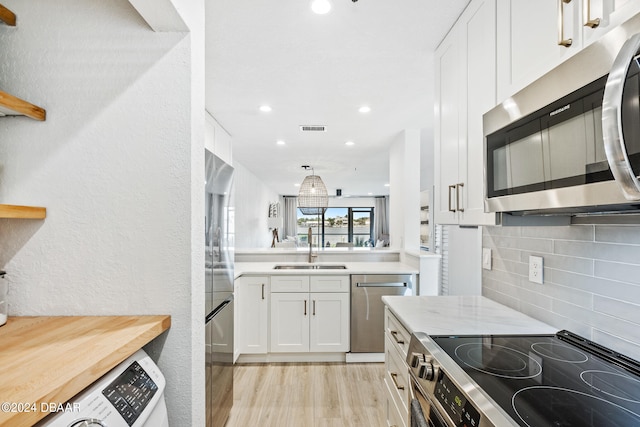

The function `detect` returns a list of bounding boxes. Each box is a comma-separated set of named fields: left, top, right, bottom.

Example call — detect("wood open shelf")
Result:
left=0, top=90, right=46, bottom=121
left=0, top=4, right=16, bottom=26
left=0, top=204, right=46, bottom=219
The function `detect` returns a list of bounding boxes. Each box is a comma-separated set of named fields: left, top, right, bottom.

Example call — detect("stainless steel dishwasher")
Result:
left=350, top=274, right=412, bottom=353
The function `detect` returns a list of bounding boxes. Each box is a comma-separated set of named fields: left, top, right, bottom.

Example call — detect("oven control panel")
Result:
left=434, top=372, right=481, bottom=427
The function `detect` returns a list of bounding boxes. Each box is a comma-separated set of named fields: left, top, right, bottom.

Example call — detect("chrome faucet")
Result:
left=308, top=227, right=317, bottom=263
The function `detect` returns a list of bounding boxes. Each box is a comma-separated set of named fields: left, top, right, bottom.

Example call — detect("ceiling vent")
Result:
left=300, top=125, right=326, bottom=132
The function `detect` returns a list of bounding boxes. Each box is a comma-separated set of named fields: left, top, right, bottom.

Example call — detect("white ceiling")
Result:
left=204, top=0, right=469, bottom=197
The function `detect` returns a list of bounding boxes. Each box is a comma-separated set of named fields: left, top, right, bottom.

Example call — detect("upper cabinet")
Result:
left=434, top=0, right=497, bottom=226
left=205, top=112, right=232, bottom=166
left=496, top=0, right=640, bottom=102
left=0, top=4, right=46, bottom=121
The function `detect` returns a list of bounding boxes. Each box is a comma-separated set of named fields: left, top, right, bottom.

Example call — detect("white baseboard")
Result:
left=345, top=352, right=385, bottom=363
left=237, top=352, right=346, bottom=364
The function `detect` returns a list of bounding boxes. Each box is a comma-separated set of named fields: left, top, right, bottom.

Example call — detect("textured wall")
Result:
left=0, top=1, right=199, bottom=424
left=483, top=224, right=640, bottom=360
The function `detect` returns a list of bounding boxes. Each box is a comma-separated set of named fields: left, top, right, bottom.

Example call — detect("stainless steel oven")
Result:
left=407, top=330, right=640, bottom=427
left=408, top=369, right=447, bottom=427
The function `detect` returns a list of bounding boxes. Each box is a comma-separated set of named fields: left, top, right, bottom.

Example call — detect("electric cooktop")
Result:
left=432, top=330, right=640, bottom=427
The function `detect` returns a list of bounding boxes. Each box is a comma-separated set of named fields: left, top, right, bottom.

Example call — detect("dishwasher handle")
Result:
left=355, top=282, right=407, bottom=288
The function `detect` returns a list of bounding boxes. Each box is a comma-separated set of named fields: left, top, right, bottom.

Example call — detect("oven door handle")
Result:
left=602, top=32, right=640, bottom=200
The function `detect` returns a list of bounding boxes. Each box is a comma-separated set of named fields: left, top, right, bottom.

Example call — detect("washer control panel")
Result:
left=34, top=349, right=166, bottom=427
left=102, top=361, right=158, bottom=426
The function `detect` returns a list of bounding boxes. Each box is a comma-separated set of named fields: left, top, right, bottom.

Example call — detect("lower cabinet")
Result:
left=384, top=306, right=410, bottom=427
left=270, top=275, right=350, bottom=353
left=236, top=276, right=269, bottom=354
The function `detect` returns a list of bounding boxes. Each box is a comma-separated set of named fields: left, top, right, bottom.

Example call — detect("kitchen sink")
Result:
left=273, top=264, right=347, bottom=270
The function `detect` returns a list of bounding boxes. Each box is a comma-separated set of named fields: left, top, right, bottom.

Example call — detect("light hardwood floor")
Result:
left=226, top=362, right=387, bottom=427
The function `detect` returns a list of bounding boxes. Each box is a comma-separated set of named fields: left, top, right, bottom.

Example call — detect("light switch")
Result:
left=482, top=248, right=492, bottom=270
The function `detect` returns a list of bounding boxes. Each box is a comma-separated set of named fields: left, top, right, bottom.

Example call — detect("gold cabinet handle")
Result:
left=584, top=0, right=600, bottom=28
left=304, top=299, right=307, bottom=316
left=390, top=330, right=405, bottom=345
left=558, top=0, right=573, bottom=47
left=390, top=372, right=405, bottom=390
left=448, top=185, right=456, bottom=212
left=456, top=183, right=464, bottom=212
left=261, top=283, right=265, bottom=300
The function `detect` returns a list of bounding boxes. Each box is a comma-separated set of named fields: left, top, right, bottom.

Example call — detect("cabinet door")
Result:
left=459, top=0, right=497, bottom=226
left=497, top=0, right=581, bottom=102
left=236, top=276, right=269, bottom=354
left=270, top=292, right=309, bottom=353
left=434, top=27, right=462, bottom=225
left=582, top=0, right=640, bottom=47
left=309, top=292, right=349, bottom=352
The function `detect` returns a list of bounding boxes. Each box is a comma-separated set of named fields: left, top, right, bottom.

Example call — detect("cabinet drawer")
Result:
left=385, top=334, right=409, bottom=412
left=385, top=308, right=410, bottom=357
left=271, top=275, right=310, bottom=292
left=385, top=378, right=407, bottom=427
left=310, top=275, right=349, bottom=292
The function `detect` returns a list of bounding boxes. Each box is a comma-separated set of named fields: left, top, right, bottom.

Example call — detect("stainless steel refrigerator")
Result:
left=205, top=149, right=234, bottom=427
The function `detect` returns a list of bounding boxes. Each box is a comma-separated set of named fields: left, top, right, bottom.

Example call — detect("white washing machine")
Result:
left=35, top=349, right=168, bottom=427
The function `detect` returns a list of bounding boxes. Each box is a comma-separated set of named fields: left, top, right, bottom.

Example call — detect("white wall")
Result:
left=234, top=161, right=280, bottom=248
left=389, top=129, right=421, bottom=251
left=0, top=1, right=203, bottom=425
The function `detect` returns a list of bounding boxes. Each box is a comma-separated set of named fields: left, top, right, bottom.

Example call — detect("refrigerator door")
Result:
left=205, top=149, right=235, bottom=427
left=206, top=295, right=234, bottom=427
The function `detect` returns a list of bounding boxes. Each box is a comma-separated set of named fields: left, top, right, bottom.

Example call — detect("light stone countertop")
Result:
left=235, top=261, right=418, bottom=279
left=382, top=295, right=557, bottom=336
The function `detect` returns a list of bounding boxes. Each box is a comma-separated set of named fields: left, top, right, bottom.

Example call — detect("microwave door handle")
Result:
left=602, top=32, right=640, bottom=200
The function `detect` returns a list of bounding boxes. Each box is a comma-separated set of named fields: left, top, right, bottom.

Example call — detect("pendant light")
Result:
left=298, top=166, right=328, bottom=215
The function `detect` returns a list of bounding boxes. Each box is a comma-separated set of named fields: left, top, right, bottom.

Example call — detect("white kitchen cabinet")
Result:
left=205, top=112, right=232, bottom=166
left=236, top=276, right=269, bottom=354
left=270, top=292, right=309, bottom=352
left=384, top=307, right=410, bottom=427
left=309, top=292, right=349, bottom=352
left=434, top=0, right=497, bottom=226
left=496, top=0, right=640, bottom=102
left=270, top=275, right=349, bottom=353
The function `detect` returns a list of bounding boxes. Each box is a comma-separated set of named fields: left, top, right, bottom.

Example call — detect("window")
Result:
left=297, top=207, right=374, bottom=247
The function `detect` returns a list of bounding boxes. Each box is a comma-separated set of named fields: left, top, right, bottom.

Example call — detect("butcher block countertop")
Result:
left=0, top=315, right=171, bottom=427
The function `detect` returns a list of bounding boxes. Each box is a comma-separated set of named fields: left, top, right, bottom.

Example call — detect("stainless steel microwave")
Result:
left=484, top=14, right=640, bottom=215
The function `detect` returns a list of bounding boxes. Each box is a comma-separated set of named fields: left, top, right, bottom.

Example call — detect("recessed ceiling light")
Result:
left=358, top=106, right=371, bottom=113
left=345, top=141, right=355, bottom=146
left=276, top=140, right=285, bottom=146
left=311, top=0, right=331, bottom=14
left=384, top=183, right=390, bottom=187
left=259, top=105, right=272, bottom=112
left=294, top=183, right=300, bottom=187
left=368, top=192, right=373, bottom=195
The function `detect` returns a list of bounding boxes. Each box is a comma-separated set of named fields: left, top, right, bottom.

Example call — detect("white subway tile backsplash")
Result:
left=520, top=225, right=594, bottom=241
left=520, top=252, right=594, bottom=275
left=594, top=261, right=640, bottom=285
left=554, top=240, right=640, bottom=264
left=594, top=296, right=640, bottom=324
left=595, top=226, right=640, bottom=244
left=483, top=224, right=640, bottom=361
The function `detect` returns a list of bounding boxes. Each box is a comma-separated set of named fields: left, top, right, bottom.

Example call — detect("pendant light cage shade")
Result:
left=298, top=174, right=328, bottom=215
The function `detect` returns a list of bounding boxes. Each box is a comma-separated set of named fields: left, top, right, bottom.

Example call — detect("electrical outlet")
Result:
left=482, top=248, right=492, bottom=270
left=529, top=255, right=543, bottom=284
